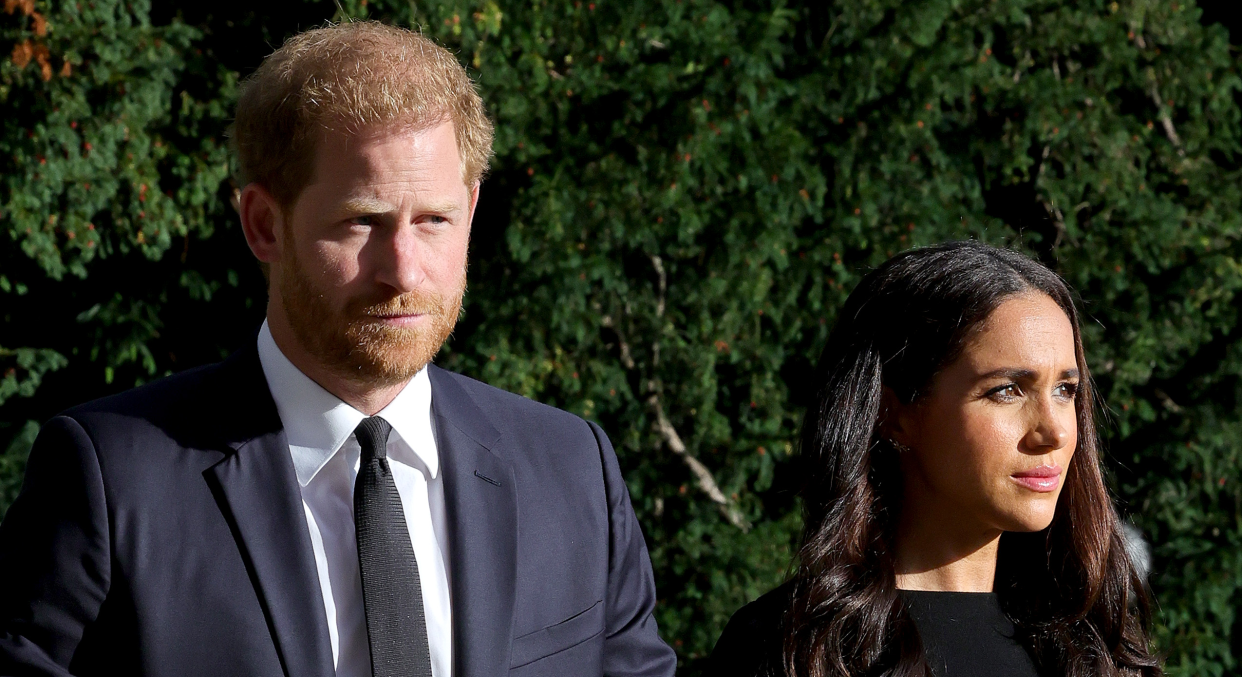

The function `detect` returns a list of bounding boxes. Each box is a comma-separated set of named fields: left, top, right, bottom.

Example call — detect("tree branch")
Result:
left=1040, top=197, right=1066, bottom=249
left=648, top=393, right=750, bottom=531
left=649, top=254, right=666, bottom=370
left=650, top=254, right=666, bottom=320
left=1036, top=146, right=1067, bottom=249
left=600, top=314, right=635, bottom=370
left=1149, top=83, right=1185, bottom=156
left=601, top=260, right=750, bottom=531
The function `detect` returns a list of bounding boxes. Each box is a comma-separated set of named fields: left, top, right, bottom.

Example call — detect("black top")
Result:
left=900, top=590, right=1040, bottom=677
left=704, top=583, right=1041, bottom=677
left=703, top=583, right=791, bottom=677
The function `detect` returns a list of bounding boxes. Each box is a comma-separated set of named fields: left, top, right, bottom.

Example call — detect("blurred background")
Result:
left=3, top=0, right=1242, bottom=673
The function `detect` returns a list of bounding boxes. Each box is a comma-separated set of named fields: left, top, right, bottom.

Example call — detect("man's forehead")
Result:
left=309, top=120, right=463, bottom=178
left=314, top=115, right=456, bottom=147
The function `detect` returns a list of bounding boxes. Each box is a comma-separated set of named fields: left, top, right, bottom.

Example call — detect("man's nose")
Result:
left=372, top=222, right=424, bottom=293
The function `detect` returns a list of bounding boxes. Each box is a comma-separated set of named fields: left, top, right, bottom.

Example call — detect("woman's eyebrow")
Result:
left=977, top=367, right=1036, bottom=381
left=976, top=367, right=1080, bottom=381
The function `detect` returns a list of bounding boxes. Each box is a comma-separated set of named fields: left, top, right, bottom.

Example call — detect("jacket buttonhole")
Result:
left=474, top=469, right=502, bottom=487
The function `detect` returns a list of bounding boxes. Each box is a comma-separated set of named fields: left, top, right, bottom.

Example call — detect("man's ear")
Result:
left=880, top=386, right=915, bottom=446
left=466, top=181, right=481, bottom=228
left=239, top=182, right=284, bottom=264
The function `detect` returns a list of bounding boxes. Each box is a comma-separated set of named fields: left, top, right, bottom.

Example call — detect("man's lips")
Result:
left=1011, top=464, right=1062, bottom=493
left=367, top=312, right=429, bottom=327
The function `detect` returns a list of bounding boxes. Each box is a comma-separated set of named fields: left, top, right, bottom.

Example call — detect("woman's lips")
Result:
left=1011, top=464, right=1062, bottom=493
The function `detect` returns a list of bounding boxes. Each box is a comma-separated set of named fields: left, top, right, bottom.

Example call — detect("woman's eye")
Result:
left=1055, top=382, right=1080, bottom=399
left=988, top=384, right=1021, bottom=401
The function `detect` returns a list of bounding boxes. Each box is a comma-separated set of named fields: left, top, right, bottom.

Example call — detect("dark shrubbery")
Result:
left=3, top=0, right=1241, bottom=673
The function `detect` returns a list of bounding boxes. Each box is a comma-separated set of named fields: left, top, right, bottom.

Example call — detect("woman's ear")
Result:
left=880, top=386, right=915, bottom=447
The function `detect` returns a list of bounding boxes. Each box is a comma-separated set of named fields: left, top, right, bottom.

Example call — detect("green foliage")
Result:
left=2, top=0, right=1242, bottom=674
left=1, top=0, right=242, bottom=422
left=0, top=420, right=36, bottom=510
left=0, top=0, right=263, bottom=510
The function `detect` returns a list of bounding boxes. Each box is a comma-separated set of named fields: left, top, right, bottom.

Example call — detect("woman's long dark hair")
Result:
left=784, top=241, right=1161, bottom=677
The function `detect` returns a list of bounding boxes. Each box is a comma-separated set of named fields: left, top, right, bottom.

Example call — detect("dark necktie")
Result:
left=353, top=416, right=433, bottom=677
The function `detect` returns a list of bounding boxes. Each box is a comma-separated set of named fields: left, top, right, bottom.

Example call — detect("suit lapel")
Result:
left=203, top=347, right=335, bottom=677
left=429, top=365, right=518, bottom=677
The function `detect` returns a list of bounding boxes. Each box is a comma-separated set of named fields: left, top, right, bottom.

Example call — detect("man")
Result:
left=0, top=22, right=677, bottom=677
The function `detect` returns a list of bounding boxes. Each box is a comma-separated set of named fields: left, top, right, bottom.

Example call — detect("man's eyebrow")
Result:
left=339, top=197, right=462, bottom=215
left=418, top=201, right=463, bottom=215
left=340, top=197, right=397, bottom=214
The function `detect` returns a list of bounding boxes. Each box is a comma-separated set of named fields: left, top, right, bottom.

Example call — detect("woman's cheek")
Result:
left=964, top=412, right=1027, bottom=500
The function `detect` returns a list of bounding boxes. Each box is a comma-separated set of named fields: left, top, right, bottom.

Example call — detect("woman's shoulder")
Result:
left=722, top=580, right=796, bottom=634
left=703, top=580, right=796, bottom=677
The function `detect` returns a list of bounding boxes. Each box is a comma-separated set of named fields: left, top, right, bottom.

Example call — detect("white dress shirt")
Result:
left=257, top=322, right=452, bottom=677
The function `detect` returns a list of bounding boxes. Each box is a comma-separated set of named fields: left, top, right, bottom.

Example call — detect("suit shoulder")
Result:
left=62, top=361, right=224, bottom=423
left=432, top=366, right=594, bottom=437
left=56, top=349, right=271, bottom=453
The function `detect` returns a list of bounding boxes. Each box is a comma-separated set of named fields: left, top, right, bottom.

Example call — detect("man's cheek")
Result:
left=314, top=247, right=359, bottom=285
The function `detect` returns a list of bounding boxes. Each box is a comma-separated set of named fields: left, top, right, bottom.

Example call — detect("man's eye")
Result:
left=424, top=215, right=448, bottom=225
left=348, top=215, right=376, bottom=226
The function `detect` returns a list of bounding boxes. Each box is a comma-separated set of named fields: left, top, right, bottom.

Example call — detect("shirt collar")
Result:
left=256, top=321, right=438, bottom=486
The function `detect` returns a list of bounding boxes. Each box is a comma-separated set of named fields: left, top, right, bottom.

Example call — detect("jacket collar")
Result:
left=204, top=343, right=336, bottom=677
left=428, top=364, right=519, bottom=677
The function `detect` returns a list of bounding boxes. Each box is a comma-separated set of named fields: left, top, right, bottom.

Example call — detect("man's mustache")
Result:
left=349, top=292, right=443, bottom=318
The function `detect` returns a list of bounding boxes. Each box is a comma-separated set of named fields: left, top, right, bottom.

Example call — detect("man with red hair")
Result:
left=0, top=22, right=676, bottom=677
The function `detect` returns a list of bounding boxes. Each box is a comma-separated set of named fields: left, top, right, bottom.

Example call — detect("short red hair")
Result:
left=231, top=21, right=493, bottom=208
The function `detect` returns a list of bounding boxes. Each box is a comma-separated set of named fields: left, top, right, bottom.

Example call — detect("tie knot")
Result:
left=354, top=416, right=393, bottom=461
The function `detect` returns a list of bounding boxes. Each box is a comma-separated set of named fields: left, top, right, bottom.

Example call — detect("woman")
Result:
left=707, top=241, right=1161, bottom=677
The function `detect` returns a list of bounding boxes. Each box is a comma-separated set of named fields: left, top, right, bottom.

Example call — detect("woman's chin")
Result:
left=994, top=504, right=1059, bottom=533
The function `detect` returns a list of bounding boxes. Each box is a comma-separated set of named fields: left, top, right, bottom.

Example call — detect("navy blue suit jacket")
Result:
left=0, top=346, right=677, bottom=676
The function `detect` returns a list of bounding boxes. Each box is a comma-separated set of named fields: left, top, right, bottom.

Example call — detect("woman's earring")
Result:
left=888, top=438, right=912, bottom=455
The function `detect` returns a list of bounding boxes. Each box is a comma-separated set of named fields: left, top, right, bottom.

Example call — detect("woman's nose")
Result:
left=1027, top=398, right=1073, bottom=451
